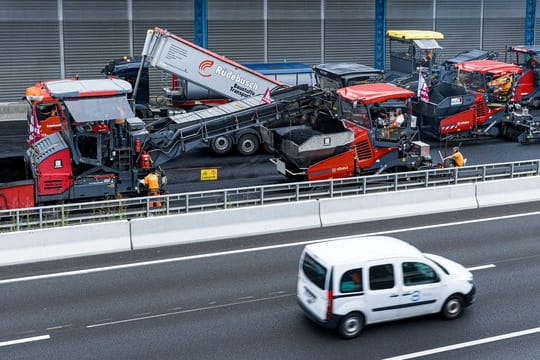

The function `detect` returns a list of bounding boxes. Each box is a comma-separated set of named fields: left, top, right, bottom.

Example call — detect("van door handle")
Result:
left=402, top=292, right=411, bottom=296
left=389, top=294, right=399, bottom=298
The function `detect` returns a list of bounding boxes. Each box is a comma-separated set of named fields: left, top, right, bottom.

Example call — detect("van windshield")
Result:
left=302, top=254, right=327, bottom=290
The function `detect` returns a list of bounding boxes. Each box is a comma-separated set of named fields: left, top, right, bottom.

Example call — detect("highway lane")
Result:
left=1, top=204, right=539, bottom=359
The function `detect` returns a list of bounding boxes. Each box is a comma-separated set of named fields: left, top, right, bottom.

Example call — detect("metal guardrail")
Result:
left=2, top=159, right=540, bottom=233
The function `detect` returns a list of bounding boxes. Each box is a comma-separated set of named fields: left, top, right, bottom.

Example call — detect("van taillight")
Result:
left=326, top=290, right=333, bottom=320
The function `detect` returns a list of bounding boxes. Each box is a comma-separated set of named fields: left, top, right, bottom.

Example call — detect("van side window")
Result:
left=402, top=262, right=440, bottom=286
left=340, top=269, right=363, bottom=293
left=369, top=264, right=395, bottom=290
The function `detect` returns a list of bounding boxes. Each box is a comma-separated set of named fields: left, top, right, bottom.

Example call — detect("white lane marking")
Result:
left=86, top=293, right=293, bottom=328
left=382, top=326, right=540, bottom=360
left=0, top=334, right=51, bottom=347
left=1, top=210, right=537, bottom=285
left=467, top=264, right=496, bottom=271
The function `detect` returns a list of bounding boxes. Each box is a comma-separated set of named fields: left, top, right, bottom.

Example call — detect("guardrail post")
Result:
left=537, top=160, right=540, bottom=175
left=482, top=165, right=487, bottom=181
left=296, top=183, right=300, bottom=201
left=261, top=187, right=265, bottom=205
left=16, top=210, right=20, bottom=231
left=39, top=208, right=43, bottom=229
left=330, top=179, right=334, bottom=198
left=224, top=191, right=228, bottom=209
left=394, top=173, right=398, bottom=191
left=186, top=195, right=190, bottom=213
left=425, top=171, right=429, bottom=187
left=511, top=163, right=515, bottom=177
left=362, top=177, right=367, bottom=194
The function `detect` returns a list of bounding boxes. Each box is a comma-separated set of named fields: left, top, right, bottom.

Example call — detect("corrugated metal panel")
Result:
left=387, top=0, right=434, bottom=28
left=324, top=0, right=375, bottom=65
left=133, top=0, right=193, bottom=101
left=435, top=0, right=482, bottom=60
left=386, top=0, right=434, bottom=69
left=63, top=0, right=130, bottom=80
left=0, top=0, right=60, bottom=101
left=483, top=0, right=526, bottom=56
left=537, top=1, right=540, bottom=45
left=267, top=0, right=321, bottom=64
left=207, top=0, right=265, bottom=63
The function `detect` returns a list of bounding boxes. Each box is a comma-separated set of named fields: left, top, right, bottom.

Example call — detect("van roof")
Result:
left=305, top=236, right=422, bottom=265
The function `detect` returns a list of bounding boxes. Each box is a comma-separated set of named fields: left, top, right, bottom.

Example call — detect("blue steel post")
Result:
left=194, top=0, right=208, bottom=47
left=525, top=0, right=537, bottom=45
left=374, top=0, right=386, bottom=70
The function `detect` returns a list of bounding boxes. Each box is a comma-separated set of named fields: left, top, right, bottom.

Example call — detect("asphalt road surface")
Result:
left=0, top=202, right=539, bottom=359
left=1, top=119, right=540, bottom=194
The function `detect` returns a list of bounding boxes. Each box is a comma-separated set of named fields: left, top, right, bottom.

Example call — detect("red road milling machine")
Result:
left=414, top=59, right=540, bottom=144
left=0, top=78, right=321, bottom=210
left=262, top=82, right=433, bottom=181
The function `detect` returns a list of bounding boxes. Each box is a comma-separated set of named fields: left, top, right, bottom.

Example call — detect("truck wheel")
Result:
left=338, top=312, right=364, bottom=339
left=236, top=133, right=260, bottom=156
left=210, top=135, right=233, bottom=155
left=440, top=294, right=464, bottom=320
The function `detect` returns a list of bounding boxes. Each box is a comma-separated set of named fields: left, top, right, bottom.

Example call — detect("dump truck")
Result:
left=262, top=83, right=432, bottom=181
left=102, top=56, right=314, bottom=117
left=127, top=27, right=293, bottom=155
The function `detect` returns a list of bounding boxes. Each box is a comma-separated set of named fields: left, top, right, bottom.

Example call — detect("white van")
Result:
left=297, top=236, right=475, bottom=339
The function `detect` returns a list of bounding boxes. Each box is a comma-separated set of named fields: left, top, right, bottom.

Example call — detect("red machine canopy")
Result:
left=455, top=60, right=523, bottom=76
left=336, top=83, right=415, bottom=104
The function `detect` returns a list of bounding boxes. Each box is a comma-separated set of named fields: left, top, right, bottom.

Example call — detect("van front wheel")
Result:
left=440, top=294, right=464, bottom=320
left=338, top=313, right=364, bottom=339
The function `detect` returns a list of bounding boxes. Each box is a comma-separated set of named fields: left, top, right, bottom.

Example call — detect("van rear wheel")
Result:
left=338, top=313, right=364, bottom=339
left=440, top=294, right=464, bottom=320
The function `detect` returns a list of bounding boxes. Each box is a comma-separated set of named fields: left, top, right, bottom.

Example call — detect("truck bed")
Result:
left=268, top=112, right=354, bottom=169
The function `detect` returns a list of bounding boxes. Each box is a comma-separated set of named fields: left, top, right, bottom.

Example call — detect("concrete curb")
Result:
left=0, top=102, right=27, bottom=121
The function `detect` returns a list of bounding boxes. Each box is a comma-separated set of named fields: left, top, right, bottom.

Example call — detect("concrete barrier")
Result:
left=0, top=220, right=131, bottom=266
left=319, top=184, right=477, bottom=227
left=130, top=200, right=321, bottom=249
left=476, top=176, right=540, bottom=207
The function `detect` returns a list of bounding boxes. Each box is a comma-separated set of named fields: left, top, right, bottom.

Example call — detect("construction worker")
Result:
left=487, top=75, right=513, bottom=101
left=444, top=146, right=465, bottom=167
left=114, top=117, right=126, bottom=146
left=141, top=172, right=161, bottom=207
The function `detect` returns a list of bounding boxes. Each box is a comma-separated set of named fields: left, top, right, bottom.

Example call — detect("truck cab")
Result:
left=386, top=30, right=444, bottom=81
left=505, top=45, right=540, bottom=107
left=25, top=78, right=134, bottom=143
left=313, top=63, right=384, bottom=91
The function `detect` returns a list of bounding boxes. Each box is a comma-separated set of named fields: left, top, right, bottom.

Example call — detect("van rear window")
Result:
left=302, top=254, right=327, bottom=290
